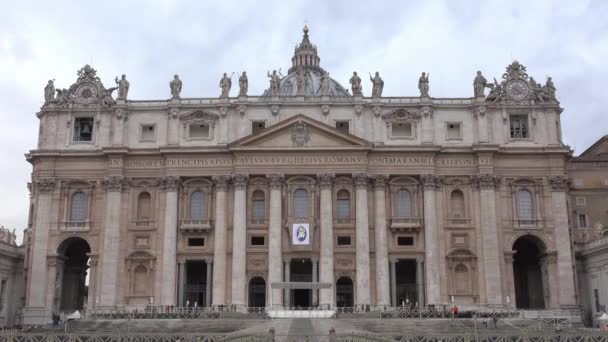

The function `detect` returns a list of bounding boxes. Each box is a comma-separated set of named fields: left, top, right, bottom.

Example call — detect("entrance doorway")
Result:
left=290, top=258, right=312, bottom=308
left=513, top=235, right=547, bottom=309
left=185, top=261, right=207, bottom=306
left=336, top=277, right=354, bottom=308
left=58, top=237, right=91, bottom=311
left=395, top=260, right=417, bottom=306
left=248, top=277, right=266, bottom=307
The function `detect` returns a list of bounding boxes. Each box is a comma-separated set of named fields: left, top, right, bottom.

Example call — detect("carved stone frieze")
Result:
left=321, top=104, right=330, bottom=116
left=549, top=175, right=568, bottom=192
left=212, top=175, right=230, bottom=191
left=159, top=176, right=180, bottom=191
left=354, top=104, right=363, bottom=116
left=115, top=108, right=128, bottom=121
left=237, top=105, right=247, bottom=116
left=168, top=108, right=180, bottom=119
left=317, top=173, right=335, bottom=189
left=472, top=174, right=500, bottom=190
left=219, top=106, right=229, bottom=117
left=420, top=174, right=441, bottom=190
left=232, top=174, right=249, bottom=190
left=291, top=121, right=310, bottom=146
left=270, top=104, right=280, bottom=116
left=266, top=174, right=284, bottom=190
left=353, top=173, right=369, bottom=188
left=372, top=105, right=382, bottom=117
left=104, top=176, right=128, bottom=192
left=371, top=174, right=388, bottom=190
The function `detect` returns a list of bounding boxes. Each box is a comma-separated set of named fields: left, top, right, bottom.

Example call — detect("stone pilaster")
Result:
left=267, top=174, right=284, bottom=308
left=317, top=173, right=335, bottom=308
left=473, top=174, right=503, bottom=305
left=421, top=175, right=441, bottom=304
left=45, top=255, right=63, bottom=312
left=540, top=252, right=559, bottom=308
left=177, top=262, right=185, bottom=306
left=503, top=252, right=516, bottom=309
left=372, top=175, right=390, bottom=306
left=549, top=176, right=576, bottom=306
left=159, top=176, right=180, bottom=305
left=99, top=176, right=127, bottom=308
left=206, top=260, right=213, bottom=306
left=112, top=109, right=128, bottom=146
left=390, top=259, right=397, bottom=306
left=353, top=173, right=371, bottom=305
left=416, top=257, right=425, bottom=307
left=86, top=255, right=98, bottom=309
left=312, top=258, right=318, bottom=306
left=212, top=175, right=229, bottom=305
left=231, top=174, right=248, bottom=306
left=284, top=258, right=291, bottom=307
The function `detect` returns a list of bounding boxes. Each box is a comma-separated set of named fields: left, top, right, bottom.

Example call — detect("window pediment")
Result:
left=382, top=108, right=422, bottom=122
left=179, top=110, right=219, bottom=125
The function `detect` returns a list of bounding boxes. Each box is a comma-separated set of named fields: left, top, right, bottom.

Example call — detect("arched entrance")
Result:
left=513, top=235, right=547, bottom=309
left=57, top=237, right=91, bottom=311
left=248, top=277, right=266, bottom=308
left=336, top=277, right=353, bottom=308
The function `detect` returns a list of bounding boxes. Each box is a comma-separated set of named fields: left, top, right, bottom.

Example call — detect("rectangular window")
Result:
left=188, top=238, right=205, bottom=247
left=189, top=123, right=210, bottom=139
left=575, top=197, right=586, bottom=206
left=578, top=214, right=587, bottom=228
left=73, top=117, right=94, bottom=142
left=251, top=236, right=265, bottom=246
left=392, top=122, right=413, bottom=138
left=397, top=236, right=414, bottom=246
left=335, top=121, right=349, bottom=134
left=141, top=124, right=156, bottom=141
left=446, top=122, right=462, bottom=140
left=252, top=121, right=265, bottom=134
left=509, top=115, right=529, bottom=139
left=337, top=236, right=351, bottom=246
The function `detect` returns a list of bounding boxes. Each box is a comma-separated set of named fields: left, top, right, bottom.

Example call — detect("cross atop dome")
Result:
left=289, top=25, right=323, bottom=74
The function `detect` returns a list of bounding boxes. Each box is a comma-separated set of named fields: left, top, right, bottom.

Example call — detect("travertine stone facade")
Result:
left=0, top=227, right=24, bottom=328
left=21, top=27, right=579, bottom=324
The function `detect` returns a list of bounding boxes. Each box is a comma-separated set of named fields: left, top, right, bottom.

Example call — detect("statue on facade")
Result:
left=238, top=71, right=248, bottom=96
left=115, top=74, right=130, bottom=100
left=350, top=71, right=362, bottom=96
left=295, top=67, right=308, bottom=96
left=473, top=71, right=487, bottom=98
left=319, top=71, right=331, bottom=96
left=170, top=74, right=182, bottom=99
left=545, top=77, right=556, bottom=100
left=219, top=72, right=232, bottom=98
left=267, top=70, right=282, bottom=96
left=99, top=86, right=118, bottom=107
left=44, top=80, right=55, bottom=104
left=418, top=72, right=430, bottom=97
left=55, top=88, right=71, bottom=106
left=369, top=72, right=384, bottom=97
left=485, top=77, right=502, bottom=103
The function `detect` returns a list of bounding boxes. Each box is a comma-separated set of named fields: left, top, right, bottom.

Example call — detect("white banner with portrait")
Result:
left=292, top=223, right=310, bottom=245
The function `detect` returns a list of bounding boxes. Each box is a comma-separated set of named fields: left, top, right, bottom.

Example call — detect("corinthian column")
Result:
left=231, top=174, right=248, bottom=307
left=212, top=175, right=230, bottom=306
left=474, top=174, right=503, bottom=305
left=267, top=174, right=284, bottom=308
left=372, top=175, right=390, bottom=306
left=354, top=173, right=371, bottom=305
left=160, top=176, right=180, bottom=305
left=99, top=176, right=127, bottom=308
left=421, top=175, right=440, bottom=304
left=318, top=173, right=335, bottom=308
left=549, top=176, right=576, bottom=306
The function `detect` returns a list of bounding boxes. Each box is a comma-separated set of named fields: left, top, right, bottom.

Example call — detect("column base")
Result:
left=22, top=307, right=52, bottom=326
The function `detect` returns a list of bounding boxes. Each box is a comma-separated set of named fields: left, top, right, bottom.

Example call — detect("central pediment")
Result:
left=229, top=114, right=372, bottom=150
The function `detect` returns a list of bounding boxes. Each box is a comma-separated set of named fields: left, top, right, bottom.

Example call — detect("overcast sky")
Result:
left=1, top=0, right=607, bottom=242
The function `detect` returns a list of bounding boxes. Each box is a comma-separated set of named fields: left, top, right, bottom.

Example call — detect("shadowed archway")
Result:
left=513, top=235, right=547, bottom=309
left=57, top=237, right=91, bottom=311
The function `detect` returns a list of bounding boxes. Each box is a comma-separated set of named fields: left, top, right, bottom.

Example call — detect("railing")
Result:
left=60, top=221, right=91, bottom=231
left=132, top=220, right=155, bottom=227
left=334, top=217, right=354, bottom=225
left=179, top=219, right=214, bottom=232
left=250, top=218, right=268, bottom=225
left=389, top=217, right=422, bottom=231
left=511, top=218, right=546, bottom=228
left=446, top=217, right=472, bottom=226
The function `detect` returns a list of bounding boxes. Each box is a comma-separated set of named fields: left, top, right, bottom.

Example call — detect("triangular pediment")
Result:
left=578, top=135, right=608, bottom=160
left=229, top=114, right=371, bottom=150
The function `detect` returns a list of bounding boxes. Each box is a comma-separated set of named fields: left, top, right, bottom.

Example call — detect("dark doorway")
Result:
left=336, top=277, right=354, bottom=308
left=513, top=236, right=546, bottom=309
left=185, top=261, right=207, bottom=306
left=395, top=260, right=417, bottom=306
left=248, top=277, right=266, bottom=307
left=58, top=237, right=91, bottom=311
left=290, top=258, right=312, bottom=308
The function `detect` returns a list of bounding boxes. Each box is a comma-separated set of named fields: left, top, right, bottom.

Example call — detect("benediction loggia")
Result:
left=23, top=26, right=578, bottom=324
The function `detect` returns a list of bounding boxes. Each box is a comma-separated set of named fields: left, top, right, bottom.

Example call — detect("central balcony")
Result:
left=179, top=218, right=214, bottom=233
left=60, top=221, right=91, bottom=232
left=389, top=217, right=422, bottom=233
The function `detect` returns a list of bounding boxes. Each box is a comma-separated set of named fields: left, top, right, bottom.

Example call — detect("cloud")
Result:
left=0, top=0, right=606, bottom=240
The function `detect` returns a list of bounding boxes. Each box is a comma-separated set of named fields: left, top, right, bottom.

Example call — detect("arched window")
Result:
left=450, top=190, right=465, bottom=218
left=136, top=192, right=152, bottom=220
left=133, top=265, right=148, bottom=296
left=70, top=191, right=87, bottom=222
left=293, top=189, right=309, bottom=217
left=190, top=191, right=208, bottom=219
left=395, top=190, right=412, bottom=218
left=454, top=264, right=470, bottom=295
left=252, top=190, right=265, bottom=221
left=516, top=190, right=534, bottom=222
left=336, top=190, right=351, bottom=219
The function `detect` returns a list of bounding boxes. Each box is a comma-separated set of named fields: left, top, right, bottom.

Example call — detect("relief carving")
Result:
left=103, top=176, right=128, bottom=192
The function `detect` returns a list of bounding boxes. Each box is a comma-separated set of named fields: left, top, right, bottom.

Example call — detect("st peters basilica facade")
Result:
left=21, top=27, right=578, bottom=324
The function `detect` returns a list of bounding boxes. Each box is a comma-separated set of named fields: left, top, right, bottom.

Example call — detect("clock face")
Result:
left=506, top=80, right=529, bottom=101
left=75, top=83, right=98, bottom=104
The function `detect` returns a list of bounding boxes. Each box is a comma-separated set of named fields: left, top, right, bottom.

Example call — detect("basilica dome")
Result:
left=262, top=26, right=350, bottom=97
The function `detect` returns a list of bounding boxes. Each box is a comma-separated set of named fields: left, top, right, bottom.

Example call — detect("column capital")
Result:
left=540, top=251, right=558, bottom=265
left=472, top=174, right=500, bottom=190
left=266, top=174, right=284, bottom=190
left=352, top=173, right=369, bottom=189
left=317, top=173, right=334, bottom=189
left=212, top=175, right=230, bottom=191
left=371, top=174, right=388, bottom=190
left=232, top=174, right=249, bottom=190
left=420, top=174, right=440, bottom=190
left=104, top=175, right=129, bottom=192
left=159, top=176, right=180, bottom=191
left=35, top=177, right=56, bottom=193
left=503, top=251, right=515, bottom=264
left=549, top=175, right=568, bottom=192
